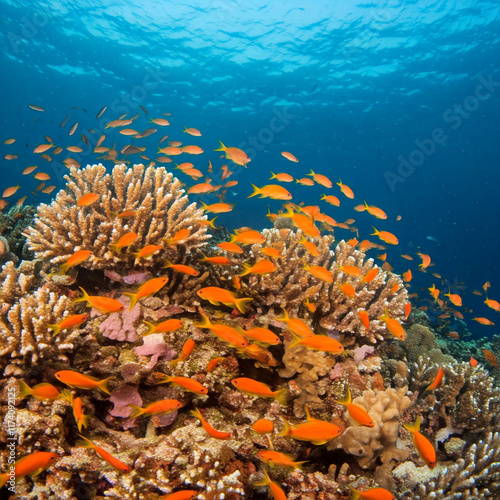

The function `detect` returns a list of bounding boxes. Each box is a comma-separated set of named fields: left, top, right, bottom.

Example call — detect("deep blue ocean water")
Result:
left=1, top=0, right=499, bottom=339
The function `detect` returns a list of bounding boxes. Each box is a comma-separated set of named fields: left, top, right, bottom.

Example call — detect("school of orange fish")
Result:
left=1, top=103, right=499, bottom=499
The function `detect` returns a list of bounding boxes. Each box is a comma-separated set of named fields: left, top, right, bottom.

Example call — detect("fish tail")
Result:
left=193, top=309, right=212, bottom=329
left=348, top=486, right=361, bottom=500
left=142, top=321, right=157, bottom=336
left=247, top=184, right=261, bottom=198
left=57, top=264, right=68, bottom=275
left=214, top=140, right=226, bottom=152
left=158, top=374, right=173, bottom=385
left=48, top=323, right=61, bottom=336
left=403, top=416, right=421, bottom=434
left=269, top=171, right=276, bottom=180
left=254, top=469, right=271, bottom=487
left=77, top=414, right=90, bottom=433
left=59, top=389, right=74, bottom=403
left=129, top=405, right=145, bottom=418
left=277, top=416, right=292, bottom=437
left=206, top=216, right=219, bottom=229
left=0, top=473, right=8, bottom=489
left=109, top=243, right=121, bottom=253
left=98, top=377, right=112, bottom=395
left=190, top=408, right=202, bottom=420
left=307, top=168, right=315, bottom=177
left=294, top=460, right=308, bottom=472
left=18, top=380, right=32, bottom=399
left=73, top=287, right=90, bottom=304
left=273, top=388, right=288, bottom=406
left=123, top=292, right=138, bottom=311
left=371, top=226, right=379, bottom=236
left=234, top=297, right=254, bottom=314
left=336, top=388, right=352, bottom=407
left=238, top=263, right=251, bottom=277
left=75, top=434, right=94, bottom=449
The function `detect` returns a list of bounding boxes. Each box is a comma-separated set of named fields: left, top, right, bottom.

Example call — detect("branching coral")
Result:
left=25, top=163, right=211, bottom=272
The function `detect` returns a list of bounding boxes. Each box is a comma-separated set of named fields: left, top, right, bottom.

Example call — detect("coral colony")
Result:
left=1, top=160, right=499, bottom=499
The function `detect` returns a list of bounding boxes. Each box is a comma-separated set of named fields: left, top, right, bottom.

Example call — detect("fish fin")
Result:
left=254, top=469, right=272, bottom=487
left=129, top=405, right=145, bottom=418
left=28, top=467, right=46, bottom=479
left=275, top=307, right=290, bottom=323
left=274, top=388, right=288, bottom=406
left=294, top=460, right=308, bottom=472
left=18, top=380, right=32, bottom=399
left=234, top=297, right=254, bottom=313
left=48, top=323, right=61, bottom=336
left=336, top=388, right=352, bottom=407
left=190, top=408, right=202, bottom=420
left=214, top=140, right=226, bottom=152
left=158, top=374, right=173, bottom=385
left=247, top=184, right=261, bottom=199
left=98, top=377, right=113, bottom=395
left=277, top=416, right=292, bottom=437
left=193, top=309, right=212, bottom=329
left=307, top=168, right=315, bottom=177
left=348, top=486, right=361, bottom=500
left=73, top=286, right=90, bottom=304
left=123, top=292, right=138, bottom=311
left=304, top=404, right=313, bottom=421
left=60, top=389, right=73, bottom=403
left=269, top=171, right=276, bottom=180
left=109, top=243, right=121, bottom=253
left=75, top=434, right=95, bottom=449
left=403, top=416, right=421, bottom=434
left=238, top=263, right=251, bottom=277
left=143, top=321, right=157, bottom=336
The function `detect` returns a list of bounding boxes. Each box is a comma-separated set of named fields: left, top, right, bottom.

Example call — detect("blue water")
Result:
left=1, top=0, right=499, bottom=338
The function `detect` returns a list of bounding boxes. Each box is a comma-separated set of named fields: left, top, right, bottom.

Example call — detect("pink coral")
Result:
left=99, top=295, right=141, bottom=342
left=109, top=385, right=143, bottom=418
left=353, top=345, right=375, bottom=363
left=133, top=333, right=176, bottom=370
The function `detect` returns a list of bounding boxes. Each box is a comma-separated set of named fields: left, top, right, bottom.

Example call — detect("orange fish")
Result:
left=445, top=291, right=462, bottom=307
left=428, top=284, right=440, bottom=301
left=48, top=313, right=88, bottom=336
left=281, top=151, right=298, bottom=162
left=338, top=265, right=362, bottom=277
left=255, top=470, right=287, bottom=500
left=133, top=244, right=161, bottom=260
left=181, top=145, right=204, bottom=154
left=150, top=118, right=170, bottom=126
left=307, top=169, right=332, bottom=188
left=257, top=450, right=306, bottom=470
left=33, top=143, right=54, bottom=153
left=336, top=179, right=354, bottom=199
left=73, top=396, right=90, bottom=433
left=483, top=281, right=491, bottom=291
left=199, top=253, right=231, bottom=265
left=218, top=242, right=244, bottom=254
left=470, top=356, right=478, bottom=367
left=482, top=349, right=498, bottom=367
left=129, top=399, right=183, bottom=418
left=349, top=486, right=395, bottom=500
left=165, top=228, right=190, bottom=245
left=18, top=380, right=60, bottom=400
left=170, top=338, right=196, bottom=366
left=163, top=260, right=199, bottom=276
left=484, top=298, right=500, bottom=312
left=403, top=416, right=436, bottom=468
left=261, top=246, right=281, bottom=258
left=124, top=277, right=169, bottom=310
left=231, top=377, right=286, bottom=404
left=248, top=184, right=292, bottom=200
left=23, top=165, right=38, bottom=175
left=3, top=185, right=21, bottom=198
left=143, top=318, right=183, bottom=336
left=425, top=367, right=444, bottom=391
left=158, top=375, right=208, bottom=395
left=242, top=327, right=280, bottom=345
left=57, top=249, right=93, bottom=275
left=74, top=287, right=124, bottom=314
left=214, top=141, right=251, bottom=166
left=302, top=263, right=333, bottom=283
left=359, top=310, right=370, bottom=331
left=296, top=177, right=315, bottom=186
left=230, top=229, right=265, bottom=244
left=201, top=201, right=234, bottom=213
left=240, top=259, right=277, bottom=277
left=371, top=227, right=398, bottom=245
left=418, top=252, right=431, bottom=269
left=339, top=283, right=356, bottom=297
left=337, top=388, right=374, bottom=427
left=362, top=201, right=387, bottom=220
left=188, top=182, right=214, bottom=194
left=404, top=302, right=411, bottom=320
left=109, top=232, right=138, bottom=253
left=252, top=418, right=274, bottom=434
left=299, top=236, right=320, bottom=257
left=206, top=356, right=225, bottom=372
left=77, top=193, right=100, bottom=206
left=55, top=370, right=112, bottom=394
left=276, top=308, right=315, bottom=338
left=197, top=287, right=253, bottom=313
left=0, top=452, right=58, bottom=488
left=303, top=298, right=316, bottom=313
left=269, top=171, right=294, bottom=182
left=34, top=172, right=51, bottom=181
left=401, top=254, right=413, bottom=261
left=473, top=317, right=495, bottom=325
left=321, top=194, right=340, bottom=206
left=378, top=310, right=405, bottom=340
left=362, top=268, right=379, bottom=283
left=402, top=269, right=412, bottom=282
left=183, top=126, right=201, bottom=136
left=194, top=310, right=248, bottom=348
left=76, top=435, right=131, bottom=473
left=288, top=333, right=344, bottom=354
left=160, top=491, right=198, bottom=500
left=190, top=408, right=231, bottom=439
left=278, top=405, right=343, bottom=445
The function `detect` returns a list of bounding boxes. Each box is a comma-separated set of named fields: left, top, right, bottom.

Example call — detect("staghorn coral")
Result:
left=328, top=386, right=411, bottom=469
left=394, top=432, right=500, bottom=499
left=25, top=163, right=211, bottom=272
left=403, top=323, right=454, bottom=365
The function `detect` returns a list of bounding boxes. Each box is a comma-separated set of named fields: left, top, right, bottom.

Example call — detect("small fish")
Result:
left=281, top=151, right=298, bottom=162
left=254, top=470, right=287, bottom=500
left=288, top=333, right=344, bottom=354
left=218, top=241, right=244, bottom=254
left=77, top=193, right=100, bottom=206
left=230, top=229, right=266, bottom=244
left=143, top=318, right=183, bottom=336
left=48, top=313, right=88, bottom=336
left=183, top=126, right=201, bottom=136
left=74, top=286, right=124, bottom=314
left=0, top=452, right=58, bottom=488
left=378, top=310, right=405, bottom=340
left=302, top=263, right=333, bottom=283
left=269, top=171, right=294, bottom=182
left=243, top=327, right=280, bottom=345
left=321, top=193, right=340, bottom=206
left=473, top=317, right=494, bottom=325
left=194, top=309, right=248, bottom=348
left=160, top=491, right=198, bottom=500
left=3, top=138, right=16, bottom=144
left=425, top=367, right=444, bottom=392
left=362, top=268, right=379, bottom=283
left=484, top=298, right=500, bottom=312
left=190, top=408, right=231, bottom=439
left=418, top=252, right=431, bottom=269
left=482, top=349, right=499, bottom=367
left=403, top=416, right=436, bottom=468
left=358, top=310, right=370, bottom=331
left=123, top=277, right=169, bottom=310
left=278, top=405, right=343, bottom=445
left=362, top=201, right=387, bottom=220
left=200, top=201, right=234, bottom=213
left=133, top=244, right=161, bottom=260
left=296, top=177, right=315, bottom=186
left=3, top=185, right=21, bottom=198
left=307, top=169, right=332, bottom=188
left=199, top=253, right=231, bottom=265
left=69, top=122, right=79, bottom=135
left=483, top=281, right=491, bottom=291
left=73, top=397, right=90, bottom=433
left=402, top=269, right=413, bottom=282
left=28, top=104, right=45, bottom=112
left=336, top=179, right=354, bottom=199
left=150, top=118, right=170, bottom=126
left=4, top=153, right=18, bottom=160
left=339, top=283, right=356, bottom=297
left=257, top=450, right=306, bottom=470
left=60, top=113, right=71, bottom=127
left=34, top=172, right=51, bottom=181
left=371, top=227, right=398, bottom=245
left=170, top=338, right=196, bottom=366
left=57, top=249, right=93, bottom=274
left=338, top=265, right=362, bottom=277
left=163, top=260, right=199, bottom=276
left=109, top=232, right=138, bottom=253
left=165, top=228, right=190, bottom=245
left=215, top=140, right=251, bottom=166
left=197, top=286, right=253, bottom=313
left=275, top=308, right=314, bottom=338
left=55, top=370, right=112, bottom=394
left=303, top=298, right=316, bottom=312
left=231, top=377, right=286, bottom=404
left=470, top=356, right=478, bottom=367
left=240, top=259, right=277, bottom=277
left=248, top=184, right=292, bottom=200
left=23, top=165, right=38, bottom=175
left=18, top=380, right=60, bottom=400
left=96, top=106, right=107, bottom=119
left=299, top=236, right=320, bottom=257
left=76, top=434, right=131, bottom=473
left=404, top=302, right=411, bottom=319
left=206, top=356, right=225, bottom=372
left=445, top=291, right=462, bottom=307
left=129, top=398, right=183, bottom=418
left=349, top=486, right=395, bottom=500
left=158, top=375, right=208, bottom=395
left=252, top=418, right=274, bottom=434
left=428, top=284, right=440, bottom=301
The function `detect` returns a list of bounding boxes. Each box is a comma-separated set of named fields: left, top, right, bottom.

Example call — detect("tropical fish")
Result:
left=428, top=284, right=440, bottom=301
left=484, top=298, right=500, bottom=312
left=190, top=408, right=231, bottom=439
left=183, top=126, right=201, bottom=136
left=197, top=287, right=253, bottom=313
left=254, top=469, right=287, bottom=500
left=339, top=283, right=356, bottom=297
left=281, top=151, right=298, bottom=162
left=303, top=298, right=317, bottom=312
left=252, top=418, right=274, bottom=434
left=218, top=241, right=244, bottom=254
left=362, top=268, right=379, bottom=283
left=74, top=287, right=124, bottom=314
left=404, top=302, right=411, bottom=319
left=473, top=317, right=494, bottom=325
left=170, top=338, right=196, bottom=366
left=296, top=177, right=315, bottom=186
left=445, top=291, right=462, bottom=307
left=231, top=377, right=287, bottom=404
left=109, top=232, right=138, bottom=253
left=349, top=486, right=395, bottom=500
left=200, top=201, right=234, bottom=213
left=242, top=327, right=280, bottom=345
left=336, top=179, right=354, bottom=198
left=403, top=416, right=437, bottom=468
left=239, top=259, right=277, bottom=277
left=371, top=227, right=398, bottom=245
left=269, top=171, right=294, bottom=182
left=77, top=193, right=100, bottom=206
left=214, top=141, right=251, bottom=166
left=230, top=229, right=266, bottom=244
left=73, top=397, right=89, bottom=433
left=362, top=201, right=387, bottom=220
left=0, top=452, right=58, bottom=488
left=338, top=265, right=362, bottom=277
left=194, top=309, right=248, bottom=348
left=206, top=356, right=225, bottom=372
left=288, top=333, right=344, bottom=354
left=275, top=308, right=315, bottom=338
left=159, top=491, right=198, bottom=500
left=158, top=375, right=208, bottom=395
left=358, top=310, right=370, bottom=331
left=248, top=184, right=292, bottom=200
left=199, top=253, right=231, bottom=265
left=378, top=310, right=405, bottom=340
left=336, top=388, right=374, bottom=427
left=129, top=399, right=183, bottom=418
left=307, top=169, right=332, bottom=188
left=123, top=277, right=169, bottom=310
left=55, top=370, right=112, bottom=394
left=257, top=450, right=306, bottom=470
left=18, top=380, right=60, bottom=400
left=143, top=318, right=183, bottom=336
left=482, top=349, right=498, bottom=367
left=299, top=236, right=320, bottom=256
left=76, top=435, right=131, bottom=473
left=278, top=405, right=343, bottom=445
left=3, top=185, right=21, bottom=198
left=164, top=228, right=190, bottom=245
left=48, top=313, right=89, bottom=336
left=321, top=194, right=340, bottom=206
left=34, top=172, right=51, bottom=181
left=181, top=145, right=204, bottom=154
left=302, top=263, right=333, bottom=282
left=424, top=367, right=444, bottom=392
left=162, top=260, right=199, bottom=276
left=418, top=252, right=431, bottom=269
left=470, top=357, right=478, bottom=367
left=150, top=118, right=170, bottom=126
left=133, top=244, right=161, bottom=260
left=402, top=269, right=413, bottom=282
